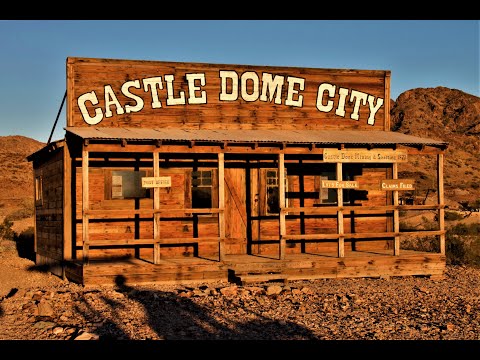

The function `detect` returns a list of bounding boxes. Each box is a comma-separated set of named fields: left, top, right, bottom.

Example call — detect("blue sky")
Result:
left=0, top=20, right=478, bottom=143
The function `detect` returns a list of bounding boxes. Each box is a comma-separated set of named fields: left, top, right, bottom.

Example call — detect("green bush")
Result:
left=7, top=198, right=34, bottom=221
left=444, top=210, right=465, bottom=221
left=401, top=222, right=480, bottom=267
left=445, top=223, right=480, bottom=266
left=0, top=217, right=14, bottom=240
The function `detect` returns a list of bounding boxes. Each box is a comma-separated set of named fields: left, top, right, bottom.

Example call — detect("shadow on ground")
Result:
left=67, top=274, right=319, bottom=340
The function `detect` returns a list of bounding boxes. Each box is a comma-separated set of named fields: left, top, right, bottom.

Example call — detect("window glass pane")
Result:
left=192, top=170, right=213, bottom=208
left=192, top=187, right=212, bottom=208
left=267, top=187, right=279, bottom=214
left=267, top=170, right=276, bottom=178
left=319, top=172, right=338, bottom=204
left=265, top=169, right=287, bottom=214
left=111, top=170, right=147, bottom=199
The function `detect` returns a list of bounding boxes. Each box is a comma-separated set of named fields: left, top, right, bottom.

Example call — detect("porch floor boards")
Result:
left=65, top=249, right=446, bottom=287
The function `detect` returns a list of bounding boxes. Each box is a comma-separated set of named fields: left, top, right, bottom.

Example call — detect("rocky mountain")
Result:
left=391, top=87, right=480, bottom=208
left=0, top=86, right=478, bottom=225
left=0, top=136, right=44, bottom=220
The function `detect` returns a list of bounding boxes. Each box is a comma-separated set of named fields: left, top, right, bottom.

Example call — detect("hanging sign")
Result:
left=323, top=149, right=408, bottom=163
left=380, top=179, right=415, bottom=190
left=142, top=176, right=172, bottom=188
left=321, top=180, right=359, bottom=189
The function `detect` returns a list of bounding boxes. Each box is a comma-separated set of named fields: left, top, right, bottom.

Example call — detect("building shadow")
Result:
left=111, top=274, right=318, bottom=341
left=14, top=228, right=35, bottom=261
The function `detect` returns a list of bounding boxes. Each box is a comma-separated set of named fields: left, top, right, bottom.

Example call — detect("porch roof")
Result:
left=65, top=127, right=448, bottom=148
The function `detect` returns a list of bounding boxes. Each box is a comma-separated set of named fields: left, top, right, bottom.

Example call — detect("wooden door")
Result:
left=224, top=168, right=247, bottom=255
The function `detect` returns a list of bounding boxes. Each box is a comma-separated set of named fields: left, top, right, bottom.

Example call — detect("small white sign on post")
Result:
left=142, top=176, right=172, bottom=188
left=380, top=179, right=415, bottom=191
left=321, top=180, right=359, bottom=189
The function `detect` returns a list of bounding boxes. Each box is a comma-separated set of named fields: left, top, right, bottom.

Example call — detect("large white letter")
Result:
left=104, top=85, right=125, bottom=118
left=186, top=73, right=207, bottom=104
left=260, top=73, right=284, bottom=104
left=366, top=95, right=384, bottom=125
left=350, top=90, right=368, bottom=120
left=335, top=87, right=350, bottom=117
left=122, top=80, right=144, bottom=114
left=164, top=74, right=186, bottom=106
left=143, top=77, right=164, bottom=109
left=219, top=70, right=238, bottom=101
left=316, top=83, right=336, bottom=112
left=285, top=76, right=304, bottom=107
left=78, top=91, right=103, bottom=125
left=241, top=71, right=259, bottom=102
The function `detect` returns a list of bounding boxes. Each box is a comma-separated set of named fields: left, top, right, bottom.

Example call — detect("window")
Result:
left=109, top=170, right=148, bottom=199
left=317, top=170, right=354, bottom=205
left=318, top=172, right=338, bottom=204
left=35, top=175, right=43, bottom=205
left=192, top=170, right=212, bottom=208
left=265, top=169, right=288, bottom=215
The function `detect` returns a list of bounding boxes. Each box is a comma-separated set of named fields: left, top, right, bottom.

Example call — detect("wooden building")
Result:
left=27, top=57, right=448, bottom=286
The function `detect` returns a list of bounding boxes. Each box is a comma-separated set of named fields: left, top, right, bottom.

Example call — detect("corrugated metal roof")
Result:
left=65, top=127, right=448, bottom=147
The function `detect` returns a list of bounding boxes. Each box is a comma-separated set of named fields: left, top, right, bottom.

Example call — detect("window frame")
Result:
left=186, top=168, right=218, bottom=216
left=262, top=168, right=289, bottom=216
left=35, top=175, right=43, bottom=206
left=104, top=169, right=152, bottom=200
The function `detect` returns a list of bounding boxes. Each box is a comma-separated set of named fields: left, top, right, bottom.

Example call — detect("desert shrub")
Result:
left=445, top=223, right=480, bottom=266
left=7, top=198, right=34, bottom=220
left=0, top=217, right=14, bottom=240
left=444, top=210, right=464, bottom=221
left=401, top=235, right=440, bottom=253
left=399, top=221, right=415, bottom=231
left=401, top=223, right=480, bottom=266
left=446, top=235, right=469, bottom=265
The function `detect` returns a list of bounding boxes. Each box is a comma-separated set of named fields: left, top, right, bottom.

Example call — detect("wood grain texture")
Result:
left=67, top=57, right=389, bottom=131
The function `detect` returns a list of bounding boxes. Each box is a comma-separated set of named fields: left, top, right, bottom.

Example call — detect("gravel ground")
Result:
left=1, top=238, right=480, bottom=352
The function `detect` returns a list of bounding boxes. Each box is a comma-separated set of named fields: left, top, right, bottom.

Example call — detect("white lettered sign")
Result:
left=141, top=176, right=172, bottom=188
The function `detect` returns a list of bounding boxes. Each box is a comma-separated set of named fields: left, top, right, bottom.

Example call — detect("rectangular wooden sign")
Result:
left=323, top=149, right=408, bottom=163
left=380, top=179, right=415, bottom=190
left=67, top=57, right=390, bottom=131
left=141, top=176, right=172, bottom=188
left=321, top=180, right=359, bottom=189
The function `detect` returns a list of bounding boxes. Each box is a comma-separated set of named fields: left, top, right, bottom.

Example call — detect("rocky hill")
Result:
left=391, top=87, right=480, bottom=208
left=0, top=86, right=479, bottom=230
left=0, top=136, right=44, bottom=225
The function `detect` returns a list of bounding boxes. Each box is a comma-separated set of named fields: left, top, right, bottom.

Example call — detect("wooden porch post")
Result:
left=82, top=144, right=89, bottom=264
left=393, top=162, right=400, bottom=255
left=437, top=153, right=445, bottom=255
left=279, top=153, right=286, bottom=260
left=218, top=153, right=225, bottom=261
left=153, top=151, right=161, bottom=264
left=336, top=162, right=344, bottom=258
left=62, top=140, right=72, bottom=280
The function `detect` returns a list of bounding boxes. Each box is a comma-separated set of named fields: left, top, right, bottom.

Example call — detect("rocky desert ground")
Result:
left=1, top=235, right=480, bottom=345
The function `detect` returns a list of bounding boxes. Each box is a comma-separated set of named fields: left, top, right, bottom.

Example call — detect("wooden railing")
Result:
left=278, top=203, right=446, bottom=258
left=80, top=207, right=224, bottom=265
